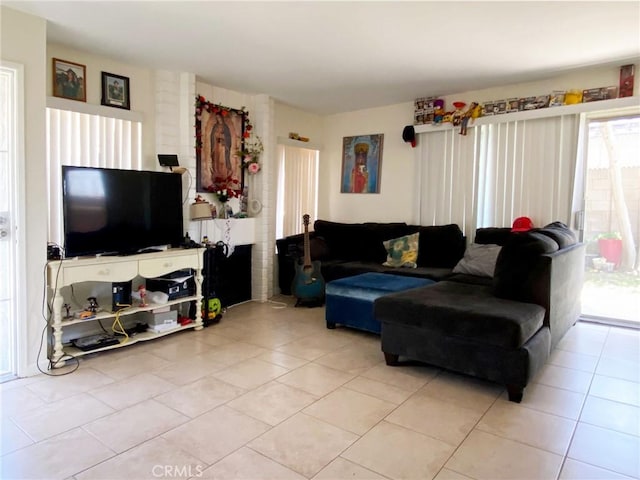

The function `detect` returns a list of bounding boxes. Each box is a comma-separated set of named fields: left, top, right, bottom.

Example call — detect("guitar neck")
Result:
left=303, top=223, right=312, bottom=267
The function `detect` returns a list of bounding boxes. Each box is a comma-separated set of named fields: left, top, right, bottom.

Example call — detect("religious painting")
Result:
left=340, top=134, right=383, bottom=193
left=195, top=97, right=245, bottom=194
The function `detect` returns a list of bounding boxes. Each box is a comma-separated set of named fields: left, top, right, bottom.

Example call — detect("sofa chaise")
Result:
left=375, top=223, right=585, bottom=402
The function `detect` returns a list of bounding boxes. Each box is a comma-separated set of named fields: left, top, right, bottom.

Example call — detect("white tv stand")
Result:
left=47, top=248, right=204, bottom=367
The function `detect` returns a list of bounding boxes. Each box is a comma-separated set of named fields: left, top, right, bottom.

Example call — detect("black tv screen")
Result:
left=62, top=166, right=184, bottom=257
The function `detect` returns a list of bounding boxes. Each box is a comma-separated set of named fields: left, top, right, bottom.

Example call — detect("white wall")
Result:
left=320, top=62, right=640, bottom=224
left=47, top=43, right=157, bottom=169
left=322, top=102, right=414, bottom=223
left=274, top=102, right=324, bottom=145
left=1, top=6, right=47, bottom=375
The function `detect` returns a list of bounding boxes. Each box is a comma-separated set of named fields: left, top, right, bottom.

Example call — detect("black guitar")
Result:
left=291, top=214, right=325, bottom=307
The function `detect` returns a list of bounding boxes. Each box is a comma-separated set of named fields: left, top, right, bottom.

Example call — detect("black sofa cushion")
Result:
left=313, top=220, right=409, bottom=263
left=475, top=227, right=512, bottom=246
left=536, top=222, right=577, bottom=249
left=409, top=224, right=465, bottom=268
left=375, top=281, right=545, bottom=349
left=493, top=231, right=559, bottom=301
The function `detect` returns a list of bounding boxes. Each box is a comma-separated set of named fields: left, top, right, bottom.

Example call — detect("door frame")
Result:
left=1, top=60, right=27, bottom=378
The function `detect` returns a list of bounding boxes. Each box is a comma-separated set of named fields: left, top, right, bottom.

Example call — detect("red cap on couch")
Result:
left=511, top=216, right=534, bottom=232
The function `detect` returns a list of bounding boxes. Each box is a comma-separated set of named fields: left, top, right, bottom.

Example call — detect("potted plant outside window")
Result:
left=597, top=232, right=623, bottom=268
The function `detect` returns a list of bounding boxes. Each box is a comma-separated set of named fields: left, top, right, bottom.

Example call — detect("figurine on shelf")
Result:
left=87, top=297, right=99, bottom=313
left=138, top=285, right=148, bottom=307
left=452, top=102, right=466, bottom=126
left=63, top=303, right=72, bottom=319
left=459, top=102, right=479, bottom=136
left=433, top=99, right=445, bottom=125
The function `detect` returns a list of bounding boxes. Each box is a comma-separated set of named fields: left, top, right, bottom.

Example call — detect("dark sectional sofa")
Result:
left=276, top=220, right=466, bottom=293
left=276, top=220, right=585, bottom=402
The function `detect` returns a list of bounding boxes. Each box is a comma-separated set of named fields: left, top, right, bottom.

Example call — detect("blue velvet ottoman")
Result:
left=325, top=273, right=435, bottom=334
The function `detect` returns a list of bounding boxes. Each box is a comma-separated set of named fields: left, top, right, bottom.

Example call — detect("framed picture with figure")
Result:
left=101, top=72, right=130, bottom=110
left=195, top=97, right=245, bottom=194
left=53, top=58, right=86, bottom=102
left=341, top=134, right=384, bottom=193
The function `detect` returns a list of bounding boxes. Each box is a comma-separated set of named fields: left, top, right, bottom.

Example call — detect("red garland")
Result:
left=194, top=95, right=254, bottom=152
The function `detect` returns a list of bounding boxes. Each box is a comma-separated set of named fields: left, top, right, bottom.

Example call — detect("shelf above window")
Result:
left=414, top=96, right=640, bottom=134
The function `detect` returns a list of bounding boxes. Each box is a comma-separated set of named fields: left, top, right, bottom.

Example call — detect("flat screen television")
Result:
left=62, top=166, right=184, bottom=257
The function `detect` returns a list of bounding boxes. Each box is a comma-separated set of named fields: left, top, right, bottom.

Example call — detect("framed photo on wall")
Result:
left=101, top=72, right=130, bottom=110
left=341, top=133, right=384, bottom=193
left=195, top=99, right=245, bottom=195
left=52, top=58, right=86, bottom=102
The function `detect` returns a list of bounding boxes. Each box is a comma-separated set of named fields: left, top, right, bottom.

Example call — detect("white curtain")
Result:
left=47, top=108, right=142, bottom=246
left=416, top=114, right=579, bottom=240
left=415, top=127, right=480, bottom=237
left=276, top=144, right=319, bottom=238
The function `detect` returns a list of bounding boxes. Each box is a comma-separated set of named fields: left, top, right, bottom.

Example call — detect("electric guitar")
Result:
left=291, top=214, right=325, bottom=306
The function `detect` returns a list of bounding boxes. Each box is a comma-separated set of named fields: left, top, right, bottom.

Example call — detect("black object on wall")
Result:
left=203, top=244, right=252, bottom=309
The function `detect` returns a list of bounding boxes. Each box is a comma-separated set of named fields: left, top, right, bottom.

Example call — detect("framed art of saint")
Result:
left=195, top=100, right=245, bottom=195
left=341, top=134, right=384, bottom=193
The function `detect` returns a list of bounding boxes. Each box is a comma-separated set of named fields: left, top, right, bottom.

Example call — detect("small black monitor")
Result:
left=158, top=154, right=179, bottom=170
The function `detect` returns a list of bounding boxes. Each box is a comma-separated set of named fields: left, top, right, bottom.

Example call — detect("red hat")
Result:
left=512, top=216, right=534, bottom=232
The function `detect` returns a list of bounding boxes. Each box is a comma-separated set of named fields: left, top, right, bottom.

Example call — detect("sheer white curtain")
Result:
left=415, top=127, right=480, bottom=237
left=276, top=144, right=319, bottom=238
left=47, top=107, right=142, bottom=246
left=476, top=115, right=578, bottom=229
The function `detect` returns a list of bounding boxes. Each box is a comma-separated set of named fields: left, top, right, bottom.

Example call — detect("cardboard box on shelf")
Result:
left=549, top=91, right=566, bottom=107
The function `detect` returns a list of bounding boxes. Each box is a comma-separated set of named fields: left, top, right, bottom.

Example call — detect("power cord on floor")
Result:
left=39, top=255, right=80, bottom=376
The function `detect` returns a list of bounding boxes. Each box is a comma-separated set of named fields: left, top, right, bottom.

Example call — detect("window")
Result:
left=275, top=144, right=319, bottom=238
left=46, top=107, right=142, bottom=247
left=416, top=113, right=579, bottom=238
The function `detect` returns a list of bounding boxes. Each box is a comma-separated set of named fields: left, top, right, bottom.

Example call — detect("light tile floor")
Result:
left=1, top=296, right=638, bottom=480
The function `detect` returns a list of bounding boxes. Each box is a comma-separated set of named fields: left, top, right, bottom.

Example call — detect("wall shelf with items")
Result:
left=47, top=248, right=204, bottom=367
left=414, top=96, right=640, bottom=135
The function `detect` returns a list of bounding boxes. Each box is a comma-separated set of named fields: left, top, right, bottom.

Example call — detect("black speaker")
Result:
left=112, top=281, right=132, bottom=312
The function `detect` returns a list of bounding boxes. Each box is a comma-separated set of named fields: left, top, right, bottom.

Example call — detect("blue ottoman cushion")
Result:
left=326, top=273, right=435, bottom=334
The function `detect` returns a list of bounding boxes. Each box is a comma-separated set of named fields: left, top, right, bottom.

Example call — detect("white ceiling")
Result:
left=5, top=1, right=640, bottom=115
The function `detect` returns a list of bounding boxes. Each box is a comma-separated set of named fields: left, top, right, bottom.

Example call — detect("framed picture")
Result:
left=195, top=99, right=245, bottom=194
left=101, top=72, right=130, bottom=110
left=52, top=58, right=86, bottom=102
left=341, top=134, right=384, bottom=193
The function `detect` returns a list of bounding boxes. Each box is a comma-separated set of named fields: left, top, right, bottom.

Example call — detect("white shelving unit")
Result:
left=47, top=248, right=204, bottom=366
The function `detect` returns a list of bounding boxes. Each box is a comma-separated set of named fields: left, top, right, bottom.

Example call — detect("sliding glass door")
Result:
left=581, top=115, right=640, bottom=325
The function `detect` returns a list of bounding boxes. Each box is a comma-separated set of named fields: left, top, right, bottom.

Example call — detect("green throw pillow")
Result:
left=383, top=233, right=419, bottom=268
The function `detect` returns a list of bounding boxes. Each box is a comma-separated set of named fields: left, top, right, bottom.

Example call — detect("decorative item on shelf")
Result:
left=209, top=174, right=240, bottom=219
left=190, top=195, right=213, bottom=221
left=619, top=64, right=635, bottom=97
left=452, top=102, right=466, bottom=126
left=459, top=102, right=479, bottom=136
left=137, top=285, right=148, bottom=307
left=52, top=58, right=86, bottom=102
left=433, top=99, right=445, bottom=125
left=240, top=185, right=249, bottom=214
left=101, top=71, right=130, bottom=110
left=237, top=136, right=264, bottom=175
left=564, top=90, right=583, bottom=105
